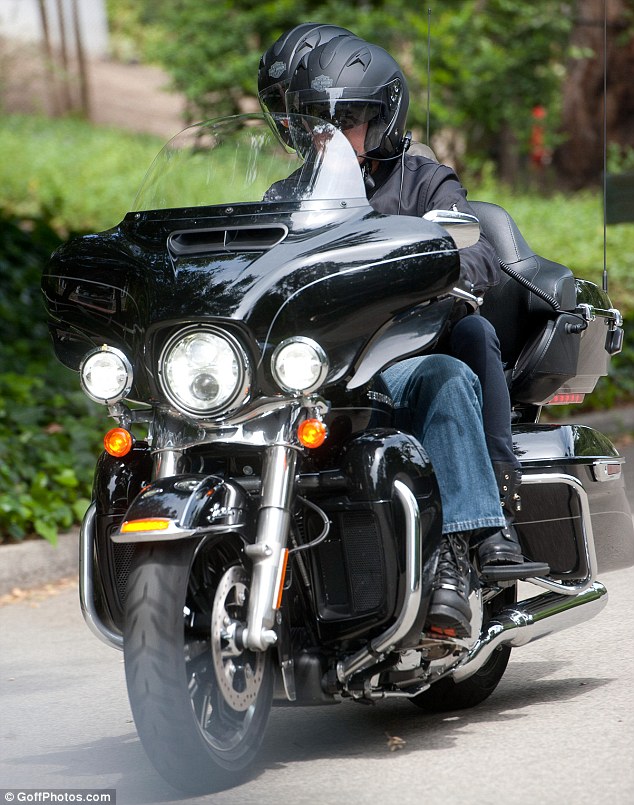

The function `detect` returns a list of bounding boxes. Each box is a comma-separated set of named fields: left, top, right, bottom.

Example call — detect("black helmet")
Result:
left=287, top=37, right=409, bottom=159
left=258, top=23, right=356, bottom=118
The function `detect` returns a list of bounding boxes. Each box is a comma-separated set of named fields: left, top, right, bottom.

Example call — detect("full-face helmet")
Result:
left=286, top=37, right=409, bottom=160
left=258, top=23, right=357, bottom=116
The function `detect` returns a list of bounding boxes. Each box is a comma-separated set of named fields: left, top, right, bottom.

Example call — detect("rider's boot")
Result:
left=477, top=462, right=524, bottom=567
left=476, top=462, right=550, bottom=579
left=425, top=532, right=473, bottom=639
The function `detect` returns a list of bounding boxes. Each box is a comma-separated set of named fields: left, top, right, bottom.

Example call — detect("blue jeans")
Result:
left=382, top=354, right=505, bottom=534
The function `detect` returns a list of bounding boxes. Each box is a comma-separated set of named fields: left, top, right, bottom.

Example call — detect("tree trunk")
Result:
left=554, top=0, right=634, bottom=189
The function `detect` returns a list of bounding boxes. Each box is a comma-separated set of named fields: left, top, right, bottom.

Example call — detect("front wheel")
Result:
left=123, top=537, right=274, bottom=793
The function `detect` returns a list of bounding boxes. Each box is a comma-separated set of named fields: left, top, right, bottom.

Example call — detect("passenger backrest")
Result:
left=471, top=201, right=577, bottom=368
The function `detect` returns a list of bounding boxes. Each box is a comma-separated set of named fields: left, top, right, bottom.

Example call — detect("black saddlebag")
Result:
left=513, top=424, right=634, bottom=581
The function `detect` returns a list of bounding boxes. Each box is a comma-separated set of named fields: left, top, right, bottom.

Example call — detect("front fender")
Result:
left=111, top=474, right=256, bottom=544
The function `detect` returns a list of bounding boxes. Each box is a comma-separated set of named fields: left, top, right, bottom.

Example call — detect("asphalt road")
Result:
left=1, top=443, right=633, bottom=805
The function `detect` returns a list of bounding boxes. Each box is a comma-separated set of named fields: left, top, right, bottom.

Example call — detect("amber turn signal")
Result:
left=120, top=518, right=171, bottom=533
left=297, top=418, right=327, bottom=448
left=104, top=427, right=134, bottom=457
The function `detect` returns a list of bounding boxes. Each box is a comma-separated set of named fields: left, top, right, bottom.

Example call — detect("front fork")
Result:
left=243, top=443, right=298, bottom=652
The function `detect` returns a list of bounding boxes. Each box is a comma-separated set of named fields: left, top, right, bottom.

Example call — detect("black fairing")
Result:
left=42, top=202, right=459, bottom=398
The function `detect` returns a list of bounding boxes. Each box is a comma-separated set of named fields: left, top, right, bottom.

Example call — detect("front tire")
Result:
left=123, top=537, right=273, bottom=793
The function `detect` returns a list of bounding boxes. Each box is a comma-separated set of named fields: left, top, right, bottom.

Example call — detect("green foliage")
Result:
left=105, top=0, right=576, bottom=161
left=0, top=115, right=164, bottom=233
left=0, top=212, right=104, bottom=543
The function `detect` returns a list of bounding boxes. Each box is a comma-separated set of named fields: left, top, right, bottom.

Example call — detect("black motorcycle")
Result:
left=42, top=115, right=634, bottom=793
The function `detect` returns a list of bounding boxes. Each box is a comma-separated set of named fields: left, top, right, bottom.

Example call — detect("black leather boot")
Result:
left=477, top=463, right=524, bottom=567
left=477, top=462, right=550, bottom=580
left=426, top=533, right=473, bottom=639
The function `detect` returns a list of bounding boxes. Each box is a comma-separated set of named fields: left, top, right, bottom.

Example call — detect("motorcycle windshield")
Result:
left=132, top=113, right=368, bottom=213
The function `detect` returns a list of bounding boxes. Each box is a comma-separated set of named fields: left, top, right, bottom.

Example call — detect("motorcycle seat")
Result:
left=471, top=201, right=577, bottom=368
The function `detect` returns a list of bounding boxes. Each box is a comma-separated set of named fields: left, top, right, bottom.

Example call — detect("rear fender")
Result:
left=111, top=474, right=256, bottom=544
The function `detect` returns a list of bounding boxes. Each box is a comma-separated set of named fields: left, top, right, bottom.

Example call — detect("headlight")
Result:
left=271, top=337, right=329, bottom=394
left=80, top=345, right=133, bottom=404
left=159, top=326, right=250, bottom=417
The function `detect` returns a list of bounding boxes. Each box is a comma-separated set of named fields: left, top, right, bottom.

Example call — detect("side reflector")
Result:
left=298, top=419, right=327, bottom=448
left=104, top=427, right=134, bottom=457
left=273, top=548, right=289, bottom=610
left=546, top=393, right=585, bottom=405
left=120, top=518, right=171, bottom=533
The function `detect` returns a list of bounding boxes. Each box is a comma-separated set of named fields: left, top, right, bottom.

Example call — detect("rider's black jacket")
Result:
left=366, top=154, right=500, bottom=294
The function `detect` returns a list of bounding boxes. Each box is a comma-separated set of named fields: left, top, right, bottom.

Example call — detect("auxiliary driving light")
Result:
left=80, top=345, right=133, bottom=405
left=271, top=337, right=329, bottom=394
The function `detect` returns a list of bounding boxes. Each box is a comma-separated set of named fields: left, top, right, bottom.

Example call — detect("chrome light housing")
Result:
left=158, top=326, right=250, bottom=417
left=80, top=345, right=133, bottom=405
left=271, top=337, right=329, bottom=394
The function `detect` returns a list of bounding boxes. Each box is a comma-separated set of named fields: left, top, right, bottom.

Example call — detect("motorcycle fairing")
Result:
left=43, top=205, right=460, bottom=399
left=42, top=115, right=462, bottom=407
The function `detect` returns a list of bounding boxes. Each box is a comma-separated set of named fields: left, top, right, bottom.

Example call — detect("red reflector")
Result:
left=546, top=393, right=585, bottom=405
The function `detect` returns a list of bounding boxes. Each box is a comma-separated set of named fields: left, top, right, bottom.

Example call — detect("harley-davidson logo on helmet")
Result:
left=311, top=75, right=334, bottom=91
left=268, top=61, right=286, bottom=79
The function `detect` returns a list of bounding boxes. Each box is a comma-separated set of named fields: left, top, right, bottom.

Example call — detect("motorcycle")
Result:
left=42, top=114, right=634, bottom=793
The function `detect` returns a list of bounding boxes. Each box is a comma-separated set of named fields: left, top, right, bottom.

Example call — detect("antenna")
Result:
left=602, top=0, right=608, bottom=293
left=426, top=8, right=432, bottom=145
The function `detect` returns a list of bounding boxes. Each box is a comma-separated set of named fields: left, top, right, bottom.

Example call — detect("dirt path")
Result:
left=4, top=48, right=187, bottom=139
left=87, top=58, right=186, bottom=138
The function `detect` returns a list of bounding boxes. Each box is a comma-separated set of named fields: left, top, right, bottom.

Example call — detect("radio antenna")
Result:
left=426, top=7, right=432, bottom=144
left=602, top=0, right=608, bottom=293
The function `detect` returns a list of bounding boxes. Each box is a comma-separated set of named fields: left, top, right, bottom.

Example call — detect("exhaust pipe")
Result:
left=453, top=581, right=608, bottom=682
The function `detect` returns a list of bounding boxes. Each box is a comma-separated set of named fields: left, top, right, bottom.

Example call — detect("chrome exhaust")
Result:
left=453, top=581, right=608, bottom=682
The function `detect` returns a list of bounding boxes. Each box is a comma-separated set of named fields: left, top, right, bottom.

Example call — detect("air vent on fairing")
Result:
left=167, top=224, right=288, bottom=256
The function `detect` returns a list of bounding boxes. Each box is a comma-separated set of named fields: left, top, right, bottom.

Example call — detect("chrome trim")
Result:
left=453, top=581, right=607, bottom=682
left=451, top=286, right=483, bottom=308
left=520, top=472, right=597, bottom=595
left=592, top=459, right=623, bottom=482
left=337, top=480, right=422, bottom=683
left=79, top=502, right=123, bottom=651
left=243, top=444, right=298, bottom=652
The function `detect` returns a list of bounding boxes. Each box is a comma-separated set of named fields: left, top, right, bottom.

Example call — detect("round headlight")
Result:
left=271, top=337, right=329, bottom=394
left=159, top=326, right=250, bottom=417
left=80, top=346, right=133, bottom=404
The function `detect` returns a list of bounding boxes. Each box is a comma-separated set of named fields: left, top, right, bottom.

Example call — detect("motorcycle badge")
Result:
left=311, top=74, right=334, bottom=91
left=268, top=61, right=286, bottom=79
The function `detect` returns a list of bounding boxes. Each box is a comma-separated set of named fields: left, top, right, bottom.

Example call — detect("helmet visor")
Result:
left=287, top=80, right=404, bottom=156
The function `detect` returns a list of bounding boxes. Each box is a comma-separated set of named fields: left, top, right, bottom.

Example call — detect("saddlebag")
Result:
left=513, top=424, right=634, bottom=580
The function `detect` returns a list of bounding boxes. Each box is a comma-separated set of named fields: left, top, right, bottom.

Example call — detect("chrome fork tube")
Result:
left=244, top=444, right=298, bottom=651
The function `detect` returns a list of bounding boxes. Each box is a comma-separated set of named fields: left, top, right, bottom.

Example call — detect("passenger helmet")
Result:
left=287, top=37, right=409, bottom=160
left=258, top=23, right=357, bottom=118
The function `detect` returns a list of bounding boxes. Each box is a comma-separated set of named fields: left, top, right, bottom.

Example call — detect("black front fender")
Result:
left=111, top=474, right=256, bottom=544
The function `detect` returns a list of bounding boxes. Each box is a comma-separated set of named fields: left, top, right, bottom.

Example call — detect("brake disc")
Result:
left=211, top=565, right=266, bottom=711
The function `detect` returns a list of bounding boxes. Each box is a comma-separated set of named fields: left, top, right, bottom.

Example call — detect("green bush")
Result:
left=0, top=212, right=104, bottom=543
